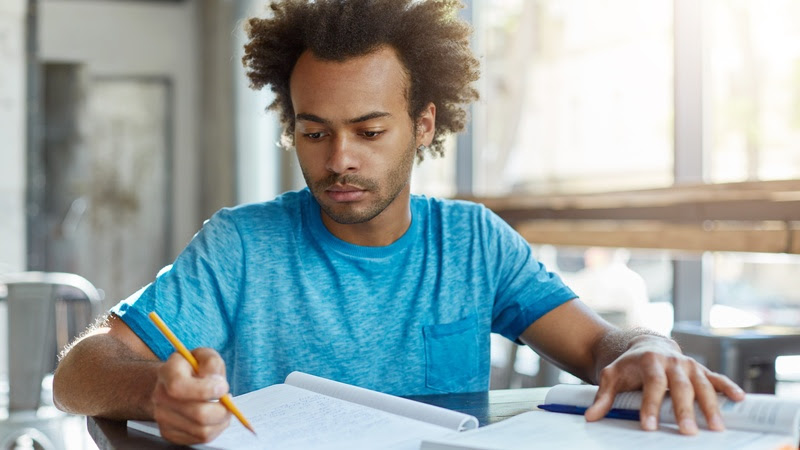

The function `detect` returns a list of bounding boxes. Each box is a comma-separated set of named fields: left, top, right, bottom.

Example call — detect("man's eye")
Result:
left=304, top=132, right=325, bottom=140
left=362, top=131, right=383, bottom=138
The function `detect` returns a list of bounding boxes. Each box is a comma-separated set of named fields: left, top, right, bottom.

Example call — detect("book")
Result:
left=127, top=371, right=479, bottom=449
left=421, top=384, right=800, bottom=450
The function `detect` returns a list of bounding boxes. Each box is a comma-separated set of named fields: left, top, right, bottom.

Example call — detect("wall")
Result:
left=200, top=0, right=237, bottom=219
left=234, top=0, right=283, bottom=204
left=38, top=0, right=201, bottom=259
left=0, top=0, right=27, bottom=274
left=0, top=0, right=27, bottom=384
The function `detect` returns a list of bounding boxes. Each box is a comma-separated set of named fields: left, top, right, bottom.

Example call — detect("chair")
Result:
left=0, top=272, right=102, bottom=450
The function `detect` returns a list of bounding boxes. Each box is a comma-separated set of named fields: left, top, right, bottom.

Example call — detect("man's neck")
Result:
left=320, top=190, right=412, bottom=247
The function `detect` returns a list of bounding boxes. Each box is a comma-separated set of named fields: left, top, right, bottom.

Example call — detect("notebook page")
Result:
left=285, top=371, right=479, bottom=431
left=420, top=410, right=797, bottom=450
left=130, top=383, right=459, bottom=450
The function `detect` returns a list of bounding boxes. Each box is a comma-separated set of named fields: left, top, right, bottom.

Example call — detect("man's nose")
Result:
left=325, top=134, right=359, bottom=174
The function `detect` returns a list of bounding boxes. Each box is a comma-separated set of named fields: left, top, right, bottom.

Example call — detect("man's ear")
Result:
left=416, top=102, right=436, bottom=147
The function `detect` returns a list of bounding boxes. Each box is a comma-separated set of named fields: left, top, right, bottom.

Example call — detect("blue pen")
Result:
left=538, top=403, right=641, bottom=421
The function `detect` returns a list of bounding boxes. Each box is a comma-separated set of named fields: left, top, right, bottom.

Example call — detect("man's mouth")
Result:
left=327, top=184, right=364, bottom=192
left=324, top=184, right=367, bottom=202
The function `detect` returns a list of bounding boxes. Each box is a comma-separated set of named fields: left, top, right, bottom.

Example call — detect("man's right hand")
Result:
left=152, top=347, right=232, bottom=444
left=54, top=316, right=233, bottom=444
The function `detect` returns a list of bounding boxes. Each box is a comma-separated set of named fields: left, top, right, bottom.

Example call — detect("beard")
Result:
left=301, top=136, right=416, bottom=225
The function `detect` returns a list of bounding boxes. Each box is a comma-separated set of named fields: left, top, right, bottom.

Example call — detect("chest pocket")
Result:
left=422, top=314, right=480, bottom=393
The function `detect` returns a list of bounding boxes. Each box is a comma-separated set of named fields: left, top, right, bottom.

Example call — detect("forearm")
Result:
left=53, top=333, right=161, bottom=420
left=590, top=328, right=680, bottom=384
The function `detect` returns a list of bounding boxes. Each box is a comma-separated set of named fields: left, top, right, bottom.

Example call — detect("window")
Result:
left=473, top=0, right=674, bottom=196
left=411, top=137, right=458, bottom=198
left=706, top=0, right=800, bottom=183
left=712, top=252, right=800, bottom=327
left=469, top=0, right=800, bottom=391
left=472, top=2, right=677, bottom=386
left=704, top=1, right=800, bottom=332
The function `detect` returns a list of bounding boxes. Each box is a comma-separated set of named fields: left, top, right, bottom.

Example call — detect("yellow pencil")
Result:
left=148, top=311, right=257, bottom=435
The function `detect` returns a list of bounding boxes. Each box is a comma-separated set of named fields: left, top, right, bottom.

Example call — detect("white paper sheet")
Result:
left=128, top=373, right=479, bottom=450
left=421, top=410, right=798, bottom=450
left=200, top=384, right=456, bottom=450
left=285, top=372, right=478, bottom=431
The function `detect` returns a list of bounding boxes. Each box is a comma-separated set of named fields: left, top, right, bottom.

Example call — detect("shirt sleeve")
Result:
left=483, top=207, right=577, bottom=342
left=110, top=208, right=244, bottom=360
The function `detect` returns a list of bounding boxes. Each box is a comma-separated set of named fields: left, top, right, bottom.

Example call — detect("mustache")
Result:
left=315, top=174, right=378, bottom=192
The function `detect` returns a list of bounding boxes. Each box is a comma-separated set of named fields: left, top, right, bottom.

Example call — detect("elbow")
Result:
left=52, top=340, right=96, bottom=415
left=52, top=372, right=70, bottom=413
left=52, top=351, right=79, bottom=414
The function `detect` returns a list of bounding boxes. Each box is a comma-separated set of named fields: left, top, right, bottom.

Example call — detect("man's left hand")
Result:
left=584, top=334, right=745, bottom=434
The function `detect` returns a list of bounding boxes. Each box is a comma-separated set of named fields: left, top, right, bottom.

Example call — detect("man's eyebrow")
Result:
left=295, top=111, right=392, bottom=125
left=296, top=113, right=329, bottom=125
left=348, top=111, right=392, bottom=124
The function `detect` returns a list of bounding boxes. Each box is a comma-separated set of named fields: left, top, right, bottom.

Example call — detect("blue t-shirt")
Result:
left=111, top=189, right=575, bottom=396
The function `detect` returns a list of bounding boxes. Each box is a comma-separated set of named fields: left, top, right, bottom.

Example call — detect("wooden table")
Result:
left=87, top=388, right=548, bottom=449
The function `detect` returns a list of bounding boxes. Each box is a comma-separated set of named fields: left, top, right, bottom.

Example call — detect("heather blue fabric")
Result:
left=111, top=189, right=575, bottom=396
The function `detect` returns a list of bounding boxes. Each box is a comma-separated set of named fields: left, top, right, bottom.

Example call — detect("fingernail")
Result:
left=213, top=383, right=227, bottom=398
left=643, top=415, right=657, bottom=431
left=709, top=414, right=724, bottom=431
left=210, top=375, right=227, bottom=397
left=680, top=419, right=698, bottom=434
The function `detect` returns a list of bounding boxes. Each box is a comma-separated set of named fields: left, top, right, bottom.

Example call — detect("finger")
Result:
left=156, top=406, right=231, bottom=443
left=192, top=348, right=229, bottom=399
left=158, top=427, right=206, bottom=446
left=638, top=360, right=668, bottom=431
left=159, top=353, right=228, bottom=401
left=666, top=364, right=698, bottom=435
left=193, top=347, right=227, bottom=378
left=706, top=371, right=745, bottom=401
left=153, top=383, right=232, bottom=425
left=158, top=410, right=231, bottom=445
left=153, top=385, right=231, bottom=443
left=690, top=365, right=724, bottom=431
left=585, top=367, right=619, bottom=422
left=163, top=352, right=196, bottom=378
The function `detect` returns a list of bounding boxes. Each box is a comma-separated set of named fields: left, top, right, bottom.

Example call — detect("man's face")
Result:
left=289, top=46, right=418, bottom=225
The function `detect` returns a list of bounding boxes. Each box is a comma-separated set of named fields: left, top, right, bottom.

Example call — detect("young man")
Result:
left=53, top=0, right=744, bottom=445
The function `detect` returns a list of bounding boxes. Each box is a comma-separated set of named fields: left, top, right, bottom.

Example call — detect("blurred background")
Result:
left=0, top=0, right=799, bottom=448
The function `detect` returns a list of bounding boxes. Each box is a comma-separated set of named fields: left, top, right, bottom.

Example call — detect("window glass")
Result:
left=705, top=0, right=800, bottom=182
left=534, top=245, right=675, bottom=334
left=712, top=252, right=800, bottom=327
left=776, top=355, right=800, bottom=398
left=411, top=136, right=457, bottom=197
left=470, top=0, right=800, bottom=391
left=473, top=0, right=674, bottom=196
left=704, top=1, right=800, bottom=395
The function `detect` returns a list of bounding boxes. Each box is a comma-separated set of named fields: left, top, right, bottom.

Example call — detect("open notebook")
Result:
left=421, top=384, right=800, bottom=450
left=128, top=371, right=478, bottom=450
